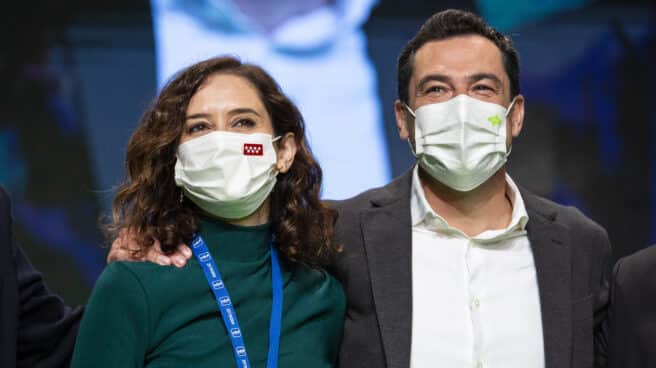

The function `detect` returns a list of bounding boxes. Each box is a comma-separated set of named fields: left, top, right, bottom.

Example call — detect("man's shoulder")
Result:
left=325, top=186, right=382, bottom=212
left=521, top=188, right=607, bottom=237
left=614, top=245, right=656, bottom=285
left=522, top=189, right=612, bottom=270
left=325, top=187, right=383, bottom=232
left=325, top=169, right=413, bottom=215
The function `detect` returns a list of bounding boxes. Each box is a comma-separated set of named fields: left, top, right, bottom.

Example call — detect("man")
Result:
left=328, top=9, right=611, bottom=368
left=606, top=245, right=656, bottom=367
left=0, top=185, right=186, bottom=367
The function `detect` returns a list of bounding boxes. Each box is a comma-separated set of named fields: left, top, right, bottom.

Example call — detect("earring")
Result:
left=179, top=191, right=184, bottom=203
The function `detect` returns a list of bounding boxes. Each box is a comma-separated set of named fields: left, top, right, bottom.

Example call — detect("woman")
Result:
left=71, top=56, right=345, bottom=367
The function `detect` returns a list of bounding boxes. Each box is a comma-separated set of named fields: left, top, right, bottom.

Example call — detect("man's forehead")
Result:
left=412, top=35, right=507, bottom=82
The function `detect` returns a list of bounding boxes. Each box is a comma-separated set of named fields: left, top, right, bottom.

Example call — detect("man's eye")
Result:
left=474, top=85, right=494, bottom=91
left=187, top=122, right=210, bottom=134
left=426, top=86, right=445, bottom=94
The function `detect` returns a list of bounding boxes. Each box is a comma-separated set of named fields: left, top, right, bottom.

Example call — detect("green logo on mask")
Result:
left=487, top=115, right=502, bottom=126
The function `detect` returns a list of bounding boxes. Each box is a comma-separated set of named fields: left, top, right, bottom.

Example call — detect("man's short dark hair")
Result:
left=397, top=9, right=520, bottom=104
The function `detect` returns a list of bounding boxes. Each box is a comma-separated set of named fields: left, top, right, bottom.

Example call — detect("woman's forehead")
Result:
left=187, top=74, right=266, bottom=114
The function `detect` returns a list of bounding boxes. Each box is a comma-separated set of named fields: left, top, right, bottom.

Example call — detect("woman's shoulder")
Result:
left=96, top=261, right=193, bottom=298
left=88, top=261, right=201, bottom=323
left=287, top=262, right=345, bottom=299
left=281, top=262, right=346, bottom=348
left=101, top=260, right=170, bottom=280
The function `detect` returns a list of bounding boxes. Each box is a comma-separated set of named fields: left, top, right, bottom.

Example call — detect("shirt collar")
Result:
left=410, top=165, right=529, bottom=240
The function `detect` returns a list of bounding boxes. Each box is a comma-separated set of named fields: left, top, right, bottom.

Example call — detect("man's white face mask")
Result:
left=174, top=131, right=281, bottom=219
left=405, top=94, right=517, bottom=192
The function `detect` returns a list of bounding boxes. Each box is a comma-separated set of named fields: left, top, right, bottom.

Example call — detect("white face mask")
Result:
left=405, top=94, right=517, bottom=192
left=174, top=131, right=280, bottom=219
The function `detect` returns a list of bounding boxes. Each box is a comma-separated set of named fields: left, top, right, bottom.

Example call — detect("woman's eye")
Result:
left=186, top=122, right=210, bottom=134
left=233, top=118, right=256, bottom=128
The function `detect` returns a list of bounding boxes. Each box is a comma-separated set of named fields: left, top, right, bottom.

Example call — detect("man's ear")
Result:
left=508, top=94, right=525, bottom=138
left=395, top=100, right=413, bottom=140
left=276, top=132, right=297, bottom=173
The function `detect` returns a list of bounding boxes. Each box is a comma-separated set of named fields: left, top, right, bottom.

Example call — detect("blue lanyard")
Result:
left=190, top=234, right=283, bottom=368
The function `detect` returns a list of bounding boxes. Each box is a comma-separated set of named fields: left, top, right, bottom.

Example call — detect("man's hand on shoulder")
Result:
left=107, top=228, right=192, bottom=268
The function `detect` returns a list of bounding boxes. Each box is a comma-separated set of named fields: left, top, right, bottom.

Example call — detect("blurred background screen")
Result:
left=0, top=0, right=653, bottom=304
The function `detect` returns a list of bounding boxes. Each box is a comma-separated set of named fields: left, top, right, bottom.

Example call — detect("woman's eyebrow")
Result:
left=227, top=108, right=261, bottom=117
left=185, top=113, right=212, bottom=120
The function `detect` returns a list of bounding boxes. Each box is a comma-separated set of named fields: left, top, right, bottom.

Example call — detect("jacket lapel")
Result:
left=523, top=189, right=572, bottom=368
left=361, top=171, right=413, bottom=368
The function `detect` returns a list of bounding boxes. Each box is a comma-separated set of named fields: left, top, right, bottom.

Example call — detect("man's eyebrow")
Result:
left=467, top=73, right=503, bottom=88
left=416, top=74, right=453, bottom=91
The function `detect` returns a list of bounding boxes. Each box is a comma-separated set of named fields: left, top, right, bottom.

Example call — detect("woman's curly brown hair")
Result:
left=108, top=56, right=338, bottom=267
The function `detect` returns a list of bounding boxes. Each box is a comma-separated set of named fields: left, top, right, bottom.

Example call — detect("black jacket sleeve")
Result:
left=607, top=245, right=656, bottom=368
left=1, top=187, right=84, bottom=368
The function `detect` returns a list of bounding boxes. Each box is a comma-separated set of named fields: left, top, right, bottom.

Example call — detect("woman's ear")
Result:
left=276, top=132, right=297, bottom=173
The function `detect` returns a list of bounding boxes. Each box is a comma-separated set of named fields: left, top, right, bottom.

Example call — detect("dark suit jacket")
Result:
left=328, top=170, right=612, bottom=368
left=607, top=244, right=656, bottom=367
left=0, top=187, right=83, bottom=368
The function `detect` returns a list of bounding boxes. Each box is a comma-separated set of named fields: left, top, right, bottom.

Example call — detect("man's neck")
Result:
left=418, top=167, right=513, bottom=237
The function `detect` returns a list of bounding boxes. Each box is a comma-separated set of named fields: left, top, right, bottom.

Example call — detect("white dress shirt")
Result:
left=410, top=166, right=545, bottom=368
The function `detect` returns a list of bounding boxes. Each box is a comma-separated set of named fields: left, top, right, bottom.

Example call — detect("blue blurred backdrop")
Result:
left=0, top=0, right=653, bottom=304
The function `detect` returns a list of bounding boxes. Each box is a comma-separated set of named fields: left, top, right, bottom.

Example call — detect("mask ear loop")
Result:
left=504, top=97, right=518, bottom=159
left=403, top=103, right=416, bottom=118
left=407, top=138, right=417, bottom=158
left=505, top=144, right=513, bottom=159
left=505, top=96, right=517, bottom=117
left=403, top=103, right=418, bottom=157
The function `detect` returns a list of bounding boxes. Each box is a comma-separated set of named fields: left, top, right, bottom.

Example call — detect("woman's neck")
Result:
left=226, top=198, right=271, bottom=227
left=196, top=198, right=271, bottom=227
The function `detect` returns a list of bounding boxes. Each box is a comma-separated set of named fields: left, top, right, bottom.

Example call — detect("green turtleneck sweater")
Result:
left=71, top=219, right=345, bottom=368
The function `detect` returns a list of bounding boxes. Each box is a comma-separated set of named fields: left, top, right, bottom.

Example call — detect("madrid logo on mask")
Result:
left=243, top=143, right=264, bottom=156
